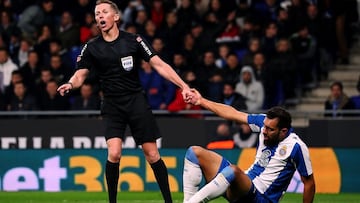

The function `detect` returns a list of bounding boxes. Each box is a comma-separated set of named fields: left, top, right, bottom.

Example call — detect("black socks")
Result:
left=106, top=159, right=172, bottom=203
left=151, top=159, right=173, bottom=203
left=106, top=160, right=119, bottom=203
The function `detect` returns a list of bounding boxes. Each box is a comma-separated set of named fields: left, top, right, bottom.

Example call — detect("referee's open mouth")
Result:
left=99, top=20, right=106, bottom=28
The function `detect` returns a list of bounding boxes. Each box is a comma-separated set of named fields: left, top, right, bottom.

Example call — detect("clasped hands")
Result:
left=182, top=88, right=202, bottom=106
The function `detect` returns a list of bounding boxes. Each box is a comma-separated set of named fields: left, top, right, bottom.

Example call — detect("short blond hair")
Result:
left=96, top=0, right=121, bottom=16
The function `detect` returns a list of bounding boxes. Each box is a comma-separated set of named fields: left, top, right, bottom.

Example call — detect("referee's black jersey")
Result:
left=77, top=31, right=157, bottom=97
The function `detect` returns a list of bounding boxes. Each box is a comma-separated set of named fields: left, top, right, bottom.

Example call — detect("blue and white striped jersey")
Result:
left=245, top=114, right=313, bottom=202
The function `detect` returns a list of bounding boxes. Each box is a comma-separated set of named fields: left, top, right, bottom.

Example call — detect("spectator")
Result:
left=235, top=66, right=264, bottom=111
left=48, top=54, right=72, bottom=84
left=267, top=38, right=297, bottom=106
left=34, top=24, right=54, bottom=59
left=285, top=0, right=309, bottom=35
left=13, top=38, right=34, bottom=67
left=134, top=9, right=149, bottom=35
left=152, top=37, right=170, bottom=64
left=70, top=0, right=94, bottom=26
left=7, top=81, right=37, bottom=111
left=289, top=24, right=317, bottom=89
left=222, top=52, right=241, bottom=84
left=55, top=10, right=81, bottom=50
left=251, top=52, right=267, bottom=83
left=71, top=82, right=100, bottom=110
left=176, top=0, right=200, bottom=32
left=241, top=37, right=261, bottom=66
left=35, top=67, right=53, bottom=101
left=3, top=69, right=22, bottom=105
left=251, top=0, right=279, bottom=27
left=0, top=9, right=21, bottom=46
left=150, top=0, right=166, bottom=29
left=158, top=10, right=184, bottom=57
left=261, top=21, right=279, bottom=59
left=0, top=47, right=18, bottom=92
left=43, top=38, right=73, bottom=69
left=324, top=81, right=355, bottom=117
left=233, top=123, right=258, bottom=148
left=139, top=60, right=176, bottom=110
left=195, top=50, right=223, bottom=102
left=171, top=52, right=192, bottom=76
left=350, top=76, right=360, bottom=109
left=214, top=12, right=240, bottom=45
left=276, top=7, right=292, bottom=38
left=221, top=82, right=247, bottom=111
left=179, top=33, right=199, bottom=69
left=19, top=50, right=41, bottom=93
left=17, top=0, right=56, bottom=40
left=215, top=43, right=231, bottom=69
left=79, top=12, right=97, bottom=44
left=142, top=20, right=159, bottom=44
left=122, top=0, right=146, bottom=28
left=206, top=122, right=235, bottom=149
left=38, top=79, right=70, bottom=110
left=167, top=70, right=202, bottom=118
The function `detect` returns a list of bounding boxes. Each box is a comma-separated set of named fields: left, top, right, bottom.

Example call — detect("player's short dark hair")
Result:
left=266, top=106, right=292, bottom=130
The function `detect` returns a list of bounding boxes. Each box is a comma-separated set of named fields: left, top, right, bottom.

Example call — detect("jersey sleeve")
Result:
left=291, top=143, right=313, bottom=177
left=76, top=43, right=93, bottom=70
left=247, top=114, right=266, bottom=128
left=135, top=35, right=157, bottom=62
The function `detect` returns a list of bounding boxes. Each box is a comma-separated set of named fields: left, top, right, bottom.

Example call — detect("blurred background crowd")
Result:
left=0, top=0, right=359, bottom=116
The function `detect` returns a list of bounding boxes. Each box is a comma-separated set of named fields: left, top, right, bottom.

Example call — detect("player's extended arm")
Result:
left=301, top=174, right=315, bottom=203
left=57, top=69, right=89, bottom=96
left=191, top=89, right=248, bottom=124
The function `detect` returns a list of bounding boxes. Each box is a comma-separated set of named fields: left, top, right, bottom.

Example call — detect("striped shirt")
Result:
left=245, top=114, right=313, bottom=202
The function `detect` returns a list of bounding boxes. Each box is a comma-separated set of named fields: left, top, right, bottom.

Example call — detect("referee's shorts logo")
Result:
left=121, top=56, right=134, bottom=71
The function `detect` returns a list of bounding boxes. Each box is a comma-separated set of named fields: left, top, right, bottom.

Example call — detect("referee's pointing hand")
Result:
left=57, top=83, right=73, bottom=96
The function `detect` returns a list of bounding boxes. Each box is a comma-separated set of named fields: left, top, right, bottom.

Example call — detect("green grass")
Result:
left=0, top=192, right=359, bottom=203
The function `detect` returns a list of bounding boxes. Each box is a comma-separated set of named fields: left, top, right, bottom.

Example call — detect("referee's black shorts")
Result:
left=101, top=91, right=161, bottom=145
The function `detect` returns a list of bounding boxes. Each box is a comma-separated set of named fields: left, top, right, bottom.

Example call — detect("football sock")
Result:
left=183, top=147, right=202, bottom=201
left=186, top=166, right=234, bottom=203
left=106, top=160, right=119, bottom=203
left=150, top=159, right=173, bottom=203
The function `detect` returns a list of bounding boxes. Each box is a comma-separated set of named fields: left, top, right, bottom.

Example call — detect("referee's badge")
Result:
left=121, top=56, right=134, bottom=71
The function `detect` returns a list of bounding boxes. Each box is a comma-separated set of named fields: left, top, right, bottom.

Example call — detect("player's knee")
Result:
left=221, top=165, right=236, bottom=183
left=144, top=149, right=161, bottom=163
left=185, top=146, right=201, bottom=165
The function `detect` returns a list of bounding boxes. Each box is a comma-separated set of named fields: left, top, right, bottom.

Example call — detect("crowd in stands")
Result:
left=0, top=0, right=359, bottom=117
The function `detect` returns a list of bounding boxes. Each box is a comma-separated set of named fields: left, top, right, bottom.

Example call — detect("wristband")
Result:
left=66, top=82, right=73, bottom=89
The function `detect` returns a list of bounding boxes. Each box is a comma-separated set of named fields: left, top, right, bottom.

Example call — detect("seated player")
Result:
left=182, top=89, right=315, bottom=203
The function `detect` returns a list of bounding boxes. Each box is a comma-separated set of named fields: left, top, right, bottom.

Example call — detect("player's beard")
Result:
left=263, top=132, right=280, bottom=146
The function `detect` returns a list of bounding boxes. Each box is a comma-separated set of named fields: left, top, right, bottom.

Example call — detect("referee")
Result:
left=57, top=1, right=193, bottom=202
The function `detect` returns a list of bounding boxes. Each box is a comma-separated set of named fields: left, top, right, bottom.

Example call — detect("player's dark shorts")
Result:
left=231, top=184, right=271, bottom=203
left=218, top=158, right=271, bottom=203
left=101, top=91, right=161, bottom=145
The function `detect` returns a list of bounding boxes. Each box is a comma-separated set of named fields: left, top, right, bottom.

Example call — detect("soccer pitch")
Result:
left=0, top=192, right=360, bottom=203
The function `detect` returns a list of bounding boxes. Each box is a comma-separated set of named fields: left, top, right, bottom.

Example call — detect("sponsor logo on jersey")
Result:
left=77, top=44, right=88, bottom=62
left=258, top=149, right=271, bottom=167
left=121, top=56, right=134, bottom=71
left=137, top=36, right=152, bottom=56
